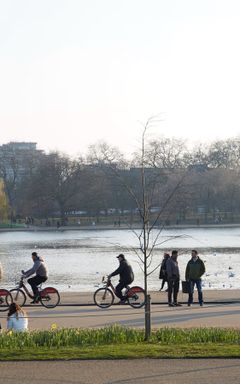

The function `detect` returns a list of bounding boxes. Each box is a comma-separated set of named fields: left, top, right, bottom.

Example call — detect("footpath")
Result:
left=57, top=289, right=240, bottom=306
left=1, top=290, right=239, bottom=331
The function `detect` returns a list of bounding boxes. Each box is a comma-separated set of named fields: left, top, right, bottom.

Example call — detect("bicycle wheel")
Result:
left=0, top=289, right=13, bottom=311
left=40, top=287, right=60, bottom=308
left=10, top=289, right=26, bottom=307
left=127, top=286, right=145, bottom=308
left=94, top=287, right=114, bottom=308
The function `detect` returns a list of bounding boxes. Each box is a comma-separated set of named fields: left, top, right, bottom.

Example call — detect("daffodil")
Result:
left=51, top=323, right=58, bottom=331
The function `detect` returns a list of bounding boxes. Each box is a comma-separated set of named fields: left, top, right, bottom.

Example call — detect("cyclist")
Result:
left=22, top=252, right=48, bottom=304
left=108, top=254, right=134, bottom=304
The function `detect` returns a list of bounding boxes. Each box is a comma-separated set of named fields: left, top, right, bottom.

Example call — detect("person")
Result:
left=185, top=249, right=205, bottom=307
left=108, top=254, right=134, bottom=304
left=159, top=253, right=170, bottom=291
left=7, top=302, right=28, bottom=332
left=22, top=252, right=48, bottom=304
left=166, top=250, right=181, bottom=307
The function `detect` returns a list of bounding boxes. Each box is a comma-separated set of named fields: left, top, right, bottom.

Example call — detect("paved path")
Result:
left=0, top=359, right=239, bottom=384
left=1, top=302, right=240, bottom=330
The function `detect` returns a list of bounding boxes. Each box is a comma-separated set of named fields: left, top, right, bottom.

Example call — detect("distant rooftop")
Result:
left=0, top=142, right=37, bottom=151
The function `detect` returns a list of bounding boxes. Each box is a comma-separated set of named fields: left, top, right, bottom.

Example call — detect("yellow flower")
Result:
left=7, top=330, right=13, bottom=336
left=51, top=323, right=58, bottom=331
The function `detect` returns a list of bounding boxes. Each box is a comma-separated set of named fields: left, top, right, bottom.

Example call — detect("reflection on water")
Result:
left=0, top=228, right=239, bottom=291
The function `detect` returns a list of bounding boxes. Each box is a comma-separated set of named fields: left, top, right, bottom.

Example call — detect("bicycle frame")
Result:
left=14, top=277, right=44, bottom=300
left=101, top=277, right=130, bottom=298
left=94, top=277, right=145, bottom=309
left=101, top=278, right=116, bottom=297
left=14, top=278, right=33, bottom=299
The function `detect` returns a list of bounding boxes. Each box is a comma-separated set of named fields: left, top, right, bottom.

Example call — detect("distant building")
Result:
left=0, top=141, right=44, bottom=181
left=0, top=142, right=38, bottom=151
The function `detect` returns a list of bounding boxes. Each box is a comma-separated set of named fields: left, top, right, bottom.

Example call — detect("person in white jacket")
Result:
left=7, top=302, right=28, bottom=332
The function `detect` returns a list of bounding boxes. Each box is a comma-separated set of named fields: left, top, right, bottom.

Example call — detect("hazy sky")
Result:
left=1, top=0, right=240, bottom=155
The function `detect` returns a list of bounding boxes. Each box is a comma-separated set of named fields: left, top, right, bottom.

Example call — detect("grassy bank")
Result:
left=1, top=325, right=240, bottom=360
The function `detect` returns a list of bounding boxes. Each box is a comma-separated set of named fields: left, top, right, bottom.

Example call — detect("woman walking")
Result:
left=159, top=253, right=170, bottom=291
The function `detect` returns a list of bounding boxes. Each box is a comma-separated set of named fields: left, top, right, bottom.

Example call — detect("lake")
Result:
left=0, top=227, right=239, bottom=291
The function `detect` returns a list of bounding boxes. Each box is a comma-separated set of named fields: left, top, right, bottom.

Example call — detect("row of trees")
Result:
left=1, top=136, right=240, bottom=224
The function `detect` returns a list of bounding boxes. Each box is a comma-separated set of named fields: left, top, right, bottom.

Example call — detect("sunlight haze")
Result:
left=1, top=0, right=240, bottom=155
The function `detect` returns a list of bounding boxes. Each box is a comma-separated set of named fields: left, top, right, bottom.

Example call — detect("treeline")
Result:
left=1, top=136, right=240, bottom=225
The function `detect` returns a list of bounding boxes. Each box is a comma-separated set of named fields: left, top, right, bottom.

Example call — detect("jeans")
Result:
left=28, top=275, right=47, bottom=299
left=167, top=277, right=179, bottom=304
left=188, top=279, right=203, bottom=305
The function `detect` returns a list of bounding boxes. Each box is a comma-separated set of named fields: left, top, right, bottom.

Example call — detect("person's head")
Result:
left=171, top=250, right=178, bottom=260
left=7, top=302, right=25, bottom=318
left=32, top=251, right=38, bottom=261
left=191, top=250, right=198, bottom=260
left=117, top=254, right=125, bottom=262
left=163, top=253, right=170, bottom=259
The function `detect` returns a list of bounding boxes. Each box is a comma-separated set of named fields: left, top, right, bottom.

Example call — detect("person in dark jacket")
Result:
left=22, top=252, right=48, bottom=304
left=159, top=253, right=170, bottom=291
left=185, top=249, right=205, bottom=306
left=108, top=254, right=134, bottom=304
left=166, top=250, right=181, bottom=306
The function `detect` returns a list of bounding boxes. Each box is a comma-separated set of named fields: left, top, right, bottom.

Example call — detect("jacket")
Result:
left=166, top=257, right=180, bottom=279
left=159, top=259, right=168, bottom=279
left=110, top=259, right=134, bottom=284
left=7, top=313, right=28, bottom=332
left=185, top=257, right=205, bottom=280
left=24, top=257, right=48, bottom=278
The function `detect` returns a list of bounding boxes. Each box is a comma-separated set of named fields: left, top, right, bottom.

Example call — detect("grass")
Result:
left=1, top=325, right=240, bottom=360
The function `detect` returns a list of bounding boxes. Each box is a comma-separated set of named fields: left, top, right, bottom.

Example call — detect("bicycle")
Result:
left=0, top=288, right=13, bottom=311
left=94, top=276, right=145, bottom=309
left=10, top=276, right=60, bottom=308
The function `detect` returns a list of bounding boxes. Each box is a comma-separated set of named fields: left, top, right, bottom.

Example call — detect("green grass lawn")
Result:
left=1, top=325, right=239, bottom=361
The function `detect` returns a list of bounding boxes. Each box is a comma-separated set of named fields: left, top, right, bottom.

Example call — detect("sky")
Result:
left=1, top=0, right=240, bottom=156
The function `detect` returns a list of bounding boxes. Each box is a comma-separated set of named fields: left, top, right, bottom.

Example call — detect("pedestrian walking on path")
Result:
left=159, top=253, right=170, bottom=291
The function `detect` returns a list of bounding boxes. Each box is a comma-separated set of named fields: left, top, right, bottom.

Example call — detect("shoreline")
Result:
left=1, top=223, right=240, bottom=232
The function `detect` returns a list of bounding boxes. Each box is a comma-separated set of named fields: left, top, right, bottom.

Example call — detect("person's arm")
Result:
left=109, top=263, right=124, bottom=278
left=23, top=260, right=41, bottom=278
left=7, top=316, right=13, bottom=330
left=199, top=260, right=206, bottom=277
left=166, top=260, right=172, bottom=279
left=185, top=262, right=190, bottom=281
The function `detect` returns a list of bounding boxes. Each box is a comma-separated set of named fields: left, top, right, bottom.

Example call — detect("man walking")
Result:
left=166, top=250, right=181, bottom=306
left=185, top=250, right=205, bottom=306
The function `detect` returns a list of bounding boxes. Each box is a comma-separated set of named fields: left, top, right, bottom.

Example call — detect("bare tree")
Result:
left=87, top=119, right=186, bottom=339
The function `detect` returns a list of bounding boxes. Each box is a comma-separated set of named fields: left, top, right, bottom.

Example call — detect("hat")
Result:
left=117, top=254, right=125, bottom=259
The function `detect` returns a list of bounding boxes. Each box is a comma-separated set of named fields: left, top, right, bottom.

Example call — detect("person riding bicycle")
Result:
left=108, top=254, right=134, bottom=304
left=22, top=252, right=48, bottom=304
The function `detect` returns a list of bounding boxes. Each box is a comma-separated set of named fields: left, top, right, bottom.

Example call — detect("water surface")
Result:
left=0, top=227, right=239, bottom=291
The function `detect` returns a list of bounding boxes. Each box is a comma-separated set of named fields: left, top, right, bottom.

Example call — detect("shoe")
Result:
left=168, top=303, right=175, bottom=307
left=188, top=303, right=192, bottom=307
left=174, top=303, right=182, bottom=306
left=200, top=303, right=203, bottom=307
left=118, top=300, right=126, bottom=305
left=30, top=300, right=39, bottom=304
